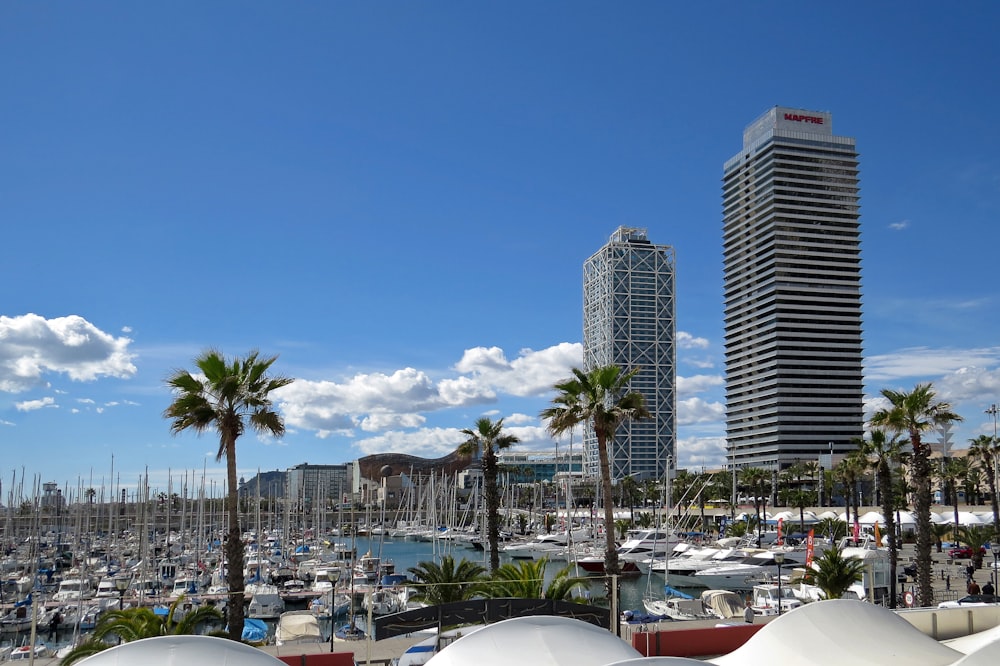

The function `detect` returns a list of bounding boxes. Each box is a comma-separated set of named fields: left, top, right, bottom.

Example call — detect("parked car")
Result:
left=938, top=594, right=999, bottom=608
left=948, top=546, right=987, bottom=559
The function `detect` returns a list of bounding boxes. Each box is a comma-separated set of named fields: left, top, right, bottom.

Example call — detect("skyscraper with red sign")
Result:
left=722, top=107, right=864, bottom=479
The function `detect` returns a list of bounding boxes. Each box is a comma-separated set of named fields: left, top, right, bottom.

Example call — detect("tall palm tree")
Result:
left=407, top=555, right=487, bottom=605
left=618, top=474, right=641, bottom=524
left=458, top=417, right=520, bottom=572
left=969, top=434, right=1000, bottom=536
left=163, top=349, right=293, bottom=640
left=834, top=450, right=867, bottom=529
left=860, top=429, right=904, bottom=608
left=740, top=467, right=768, bottom=544
left=937, top=457, right=970, bottom=534
left=869, top=382, right=963, bottom=607
left=541, top=365, right=650, bottom=584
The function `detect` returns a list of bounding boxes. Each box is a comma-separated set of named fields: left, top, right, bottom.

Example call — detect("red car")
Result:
left=948, top=546, right=986, bottom=559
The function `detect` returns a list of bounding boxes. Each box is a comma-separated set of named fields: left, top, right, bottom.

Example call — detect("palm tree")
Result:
left=60, top=597, right=224, bottom=665
left=869, top=382, right=963, bottom=608
left=860, top=429, right=904, bottom=608
left=955, top=524, right=995, bottom=572
left=618, top=474, right=641, bottom=524
left=458, top=417, right=520, bottom=572
left=969, top=434, right=1000, bottom=536
left=937, top=457, right=969, bottom=534
left=407, top=555, right=487, bottom=605
left=540, top=365, right=650, bottom=585
left=740, top=467, right=768, bottom=544
left=163, top=349, right=293, bottom=640
left=835, top=450, right=869, bottom=529
left=805, top=544, right=866, bottom=600
left=483, top=558, right=548, bottom=598
left=815, top=516, right=848, bottom=543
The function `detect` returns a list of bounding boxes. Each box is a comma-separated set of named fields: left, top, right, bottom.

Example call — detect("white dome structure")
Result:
left=76, top=635, right=287, bottom=666
left=425, top=615, right=641, bottom=666
left=711, top=599, right=963, bottom=666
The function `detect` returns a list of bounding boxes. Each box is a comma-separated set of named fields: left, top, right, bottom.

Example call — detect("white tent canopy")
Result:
left=711, top=599, right=964, bottom=666
left=77, top=635, right=286, bottom=666
left=425, top=615, right=641, bottom=666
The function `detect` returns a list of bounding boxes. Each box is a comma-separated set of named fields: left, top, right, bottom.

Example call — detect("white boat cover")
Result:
left=711, top=599, right=962, bottom=666
left=275, top=611, right=323, bottom=644
left=76, top=635, right=286, bottom=665
left=425, top=615, right=641, bottom=666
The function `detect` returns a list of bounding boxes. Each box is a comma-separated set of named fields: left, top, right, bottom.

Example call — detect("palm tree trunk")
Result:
left=989, top=458, right=1000, bottom=537
left=224, top=438, right=245, bottom=642
left=484, top=450, right=501, bottom=573
left=879, top=465, right=898, bottom=609
left=596, top=434, right=620, bottom=588
left=912, top=436, right=934, bottom=607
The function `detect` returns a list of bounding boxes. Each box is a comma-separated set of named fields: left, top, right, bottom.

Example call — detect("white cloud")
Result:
left=677, top=331, right=710, bottom=350
left=277, top=343, right=581, bottom=440
left=865, top=347, right=1000, bottom=383
left=677, top=397, right=725, bottom=425
left=0, top=419, right=14, bottom=426
left=676, top=435, right=728, bottom=470
left=677, top=374, right=723, bottom=395
left=889, top=219, right=910, bottom=231
left=15, top=396, right=56, bottom=411
left=453, top=342, right=582, bottom=397
left=0, top=314, right=136, bottom=393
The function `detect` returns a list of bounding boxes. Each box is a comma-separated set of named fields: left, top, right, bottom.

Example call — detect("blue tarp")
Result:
left=241, top=618, right=268, bottom=642
left=664, top=585, right=694, bottom=599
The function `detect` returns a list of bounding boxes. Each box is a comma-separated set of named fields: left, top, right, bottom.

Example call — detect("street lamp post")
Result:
left=115, top=576, right=129, bottom=610
left=992, top=541, right=999, bottom=591
left=987, top=405, right=999, bottom=514
left=774, top=552, right=785, bottom=615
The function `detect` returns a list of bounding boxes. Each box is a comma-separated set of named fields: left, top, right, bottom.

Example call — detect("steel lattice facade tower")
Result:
left=723, top=107, right=864, bottom=471
left=583, top=226, right=676, bottom=482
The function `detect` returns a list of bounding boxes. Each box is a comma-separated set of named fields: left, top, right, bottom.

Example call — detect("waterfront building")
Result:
left=286, top=462, right=353, bottom=511
left=583, top=226, right=676, bottom=482
left=722, top=106, right=864, bottom=471
left=496, top=449, right=586, bottom=483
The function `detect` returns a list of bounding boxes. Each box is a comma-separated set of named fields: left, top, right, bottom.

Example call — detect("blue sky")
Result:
left=2, top=2, right=1000, bottom=497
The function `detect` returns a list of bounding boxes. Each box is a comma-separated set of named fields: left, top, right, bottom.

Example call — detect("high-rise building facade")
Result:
left=583, top=226, right=676, bottom=482
left=723, top=107, right=864, bottom=471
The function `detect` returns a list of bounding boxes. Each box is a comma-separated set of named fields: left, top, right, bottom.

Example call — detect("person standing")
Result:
left=744, top=601, right=755, bottom=624
left=47, top=611, right=61, bottom=641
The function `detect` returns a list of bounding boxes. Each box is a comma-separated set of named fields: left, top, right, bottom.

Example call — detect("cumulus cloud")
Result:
left=677, top=397, right=725, bottom=425
left=889, top=219, right=910, bottom=231
left=677, top=331, right=710, bottom=350
left=0, top=314, right=136, bottom=393
left=676, top=435, right=728, bottom=469
left=453, top=342, right=582, bottom=397
left=865, top=347, right=1000, bottom=383
left=275, top=343, right=581, bottom=448
left=16, top=397, right=56, bottom=411
left=677, top=374, right=723, bottom=395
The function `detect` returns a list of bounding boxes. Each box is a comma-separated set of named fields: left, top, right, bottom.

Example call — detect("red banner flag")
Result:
left=805, top=529, right=815, bottom=567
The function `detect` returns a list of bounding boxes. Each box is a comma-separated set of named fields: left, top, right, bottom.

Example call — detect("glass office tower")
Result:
left=583, top=226, right=676, bottom=482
